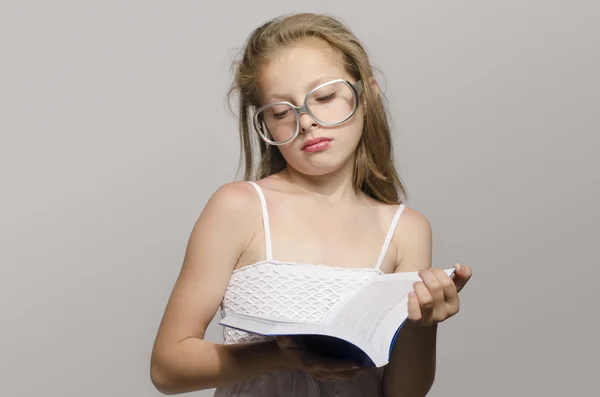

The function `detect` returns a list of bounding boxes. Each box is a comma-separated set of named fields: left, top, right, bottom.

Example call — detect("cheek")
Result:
left=277, top=145, right=297, bottom=160
left=338, top=114, right=364, bottom=148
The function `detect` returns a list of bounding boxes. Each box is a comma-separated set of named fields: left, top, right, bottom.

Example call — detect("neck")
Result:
left=281, top=156, right=361, bottom=203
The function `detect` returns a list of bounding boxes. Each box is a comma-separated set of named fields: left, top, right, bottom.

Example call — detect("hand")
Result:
left=275, top=336, right=370, bottom=381
left=407, top=263, right=473, bottom=327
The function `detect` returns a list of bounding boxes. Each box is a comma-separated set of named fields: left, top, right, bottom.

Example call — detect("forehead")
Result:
left=258, top=39, right=350, bottom=102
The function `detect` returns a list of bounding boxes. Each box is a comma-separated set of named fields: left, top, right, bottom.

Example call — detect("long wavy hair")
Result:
left=228, top=13, right=407, bottom=204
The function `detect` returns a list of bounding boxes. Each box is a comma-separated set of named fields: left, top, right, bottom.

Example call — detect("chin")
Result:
left=286, top=155, right=354, bottom=177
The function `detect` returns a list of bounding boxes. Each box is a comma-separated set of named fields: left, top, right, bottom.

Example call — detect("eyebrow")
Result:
left=265, top=76, right=336, bottom=103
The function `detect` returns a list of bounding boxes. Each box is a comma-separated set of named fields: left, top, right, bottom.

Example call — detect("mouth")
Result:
left=301, top=137, right=333, bottom=151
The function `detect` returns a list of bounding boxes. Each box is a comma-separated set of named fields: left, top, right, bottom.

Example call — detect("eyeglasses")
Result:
left=253, top=78, right=363, bottom=145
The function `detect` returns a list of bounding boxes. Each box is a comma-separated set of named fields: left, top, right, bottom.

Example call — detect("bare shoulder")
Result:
left=187, top=180, right=261, bottom=268
left=396, top=206, right=432, bottom=236
left=203, top=180, right=258, bottom=215
left=196, top=180, right=262, bottom=224
left=393, top=205, right=433, bottom=272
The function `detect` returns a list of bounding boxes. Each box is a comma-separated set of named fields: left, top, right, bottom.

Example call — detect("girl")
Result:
left=150, top=13, right=472, bottom=397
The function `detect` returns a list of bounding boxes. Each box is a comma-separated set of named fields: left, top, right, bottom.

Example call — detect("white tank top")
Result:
left=214, top=181, right=406, bottom=397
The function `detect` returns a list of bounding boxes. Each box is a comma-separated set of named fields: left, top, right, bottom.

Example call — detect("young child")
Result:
left=150, top=13, right=472, bottom=397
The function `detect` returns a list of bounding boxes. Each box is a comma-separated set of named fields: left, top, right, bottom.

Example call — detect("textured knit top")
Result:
left=213, top=181, right=406, bottom=397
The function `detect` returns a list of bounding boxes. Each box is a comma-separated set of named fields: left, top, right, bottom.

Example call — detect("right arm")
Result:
left=149, top=182, right=292, bottom=394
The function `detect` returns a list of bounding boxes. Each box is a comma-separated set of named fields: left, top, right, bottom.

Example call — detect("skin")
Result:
left=150, top=38, right=473, bottom=396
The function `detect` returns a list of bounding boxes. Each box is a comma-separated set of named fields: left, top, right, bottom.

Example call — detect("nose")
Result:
left=299, top=112, right=318, bottom=133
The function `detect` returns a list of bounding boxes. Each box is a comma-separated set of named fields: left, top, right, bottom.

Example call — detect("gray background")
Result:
left=1, top=1, right=598, bottom=396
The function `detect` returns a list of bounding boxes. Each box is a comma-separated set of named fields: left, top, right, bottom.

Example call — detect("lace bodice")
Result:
left=213, top=182, right=406, bottom=397
left=220, top=260, right=383, bottom=345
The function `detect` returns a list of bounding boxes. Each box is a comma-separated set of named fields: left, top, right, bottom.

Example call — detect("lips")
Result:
left=301, top=137, right=332, bottom=150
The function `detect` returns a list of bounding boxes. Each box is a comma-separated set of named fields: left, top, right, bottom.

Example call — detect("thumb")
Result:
left=452, top=263, right=472, bottom=292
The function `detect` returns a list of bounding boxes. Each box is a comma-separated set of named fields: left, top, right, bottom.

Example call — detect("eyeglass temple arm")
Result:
left=353, top=80, right=364, bottom=96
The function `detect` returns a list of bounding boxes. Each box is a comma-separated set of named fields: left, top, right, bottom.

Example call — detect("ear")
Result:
left=368, top=76, right=380, bottom=97
left=363, top=76, right=380, bottom=106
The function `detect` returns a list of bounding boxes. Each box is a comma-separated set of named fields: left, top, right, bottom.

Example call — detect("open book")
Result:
left=219, top=268, right=455, bottom=368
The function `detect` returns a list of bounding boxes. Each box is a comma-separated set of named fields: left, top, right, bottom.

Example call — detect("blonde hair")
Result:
left=228, top=13, right=407, bottom=204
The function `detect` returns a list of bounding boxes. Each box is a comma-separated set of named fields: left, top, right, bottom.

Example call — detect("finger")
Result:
left=407, top=291, right=422, bottom=322
left=310, top=370, right=333, bottom=381
left=305, top=353, right=361, bottom=373
left=330, top=367, right=371, bottom=379
left=431, top=268, right=458, bottom=305
left=349, top=367, right=372, bottom=377
left=413, top=281, right=435, bottom=318
left=419, top=269, right=445, bottom=303
left=452, top=263, right=472, bottom=292
left=276, top=337, right=318, bottom=370
left=432, top=268, right=460, bottom=316
left=275, top=336, right=299, bottom=349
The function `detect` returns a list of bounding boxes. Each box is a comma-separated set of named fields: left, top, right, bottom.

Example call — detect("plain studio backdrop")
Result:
left=1, top=1, right=598, bottom=396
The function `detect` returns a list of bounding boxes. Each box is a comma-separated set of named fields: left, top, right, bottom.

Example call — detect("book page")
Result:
left=324, top=274, right=417, bottom=345
left=323, top=269, right=455, bottom=358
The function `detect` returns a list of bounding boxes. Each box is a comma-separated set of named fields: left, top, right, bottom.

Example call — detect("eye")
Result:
left=272, top=109, right=291, bottom=120
left=315, top=93, right=336, bottom=103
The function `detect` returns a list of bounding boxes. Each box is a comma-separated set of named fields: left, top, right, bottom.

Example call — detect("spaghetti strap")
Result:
left=247, top=181, right=273, bottom=261
left=374, top=204, right=406, bottom=270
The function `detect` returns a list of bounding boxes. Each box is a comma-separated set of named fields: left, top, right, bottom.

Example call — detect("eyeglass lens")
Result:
left=256, top=81, right=356, bottom=144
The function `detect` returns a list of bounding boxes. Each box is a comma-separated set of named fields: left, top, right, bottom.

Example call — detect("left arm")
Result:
left=381, top=208, right=472, bottom=397
left=382, top=209, right=436, bottom=397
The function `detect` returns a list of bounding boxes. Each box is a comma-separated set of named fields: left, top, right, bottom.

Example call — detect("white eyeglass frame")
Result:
left=252, top=78, right=364, bottom=146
